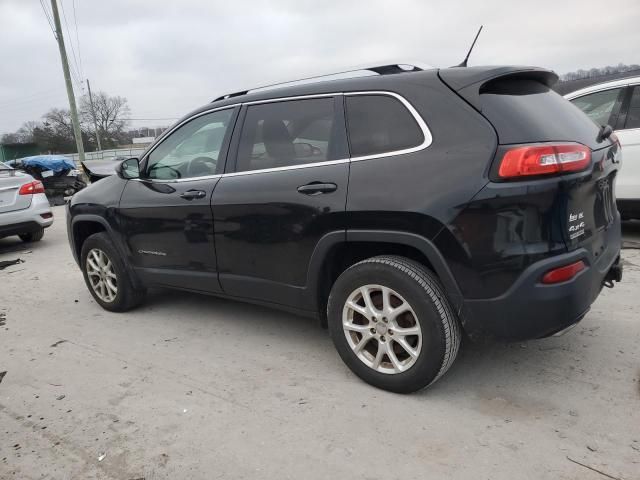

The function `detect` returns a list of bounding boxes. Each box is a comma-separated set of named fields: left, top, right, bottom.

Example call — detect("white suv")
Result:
left=565, top=77, right=640, bottom=219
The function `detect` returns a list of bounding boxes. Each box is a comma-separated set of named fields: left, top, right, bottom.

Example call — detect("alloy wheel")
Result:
left=342, top=284, right=422, bottom=374
left=86, top=248, right=118, bottom=303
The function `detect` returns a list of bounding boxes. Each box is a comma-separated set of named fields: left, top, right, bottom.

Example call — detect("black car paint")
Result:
left=119, top=176, right=223, bottom=293
left=68, top=66, right=622, bottom=340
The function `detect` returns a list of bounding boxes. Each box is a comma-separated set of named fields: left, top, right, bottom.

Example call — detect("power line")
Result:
left=39, top=0, right=57, bottom=39
left=72, top=0, right=84, bottom=79
left=0, top=93, right=68, bottom=111
left=0, top=87, right=66, bottom=105
left=60, top=0, right=83, bottom=86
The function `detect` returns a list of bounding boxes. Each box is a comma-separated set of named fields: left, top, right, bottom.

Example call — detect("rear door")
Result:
left=613, top=85, right=640, bottom=200
left=0, top=165, right=33, bottom=214
left=212, top=95, right=349, bottom=309
left=118, top=107, right=238, bottom=293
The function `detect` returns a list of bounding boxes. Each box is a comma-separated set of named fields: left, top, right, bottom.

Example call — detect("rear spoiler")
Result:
left=438, top=66, right=559, bottom=111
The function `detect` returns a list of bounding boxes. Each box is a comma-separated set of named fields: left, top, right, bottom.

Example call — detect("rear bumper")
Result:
left=0, top=193, right=53, bottom=238
left=462, top=223, right=622, bottom=341
left=0, top=221, right=46, bottom=237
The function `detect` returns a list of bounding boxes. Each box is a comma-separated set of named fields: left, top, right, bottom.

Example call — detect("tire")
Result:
left=327, top=255, right=461, bottom=393
left=19, top=228, right=44, bottom=243
left=80, top=232, right=146, bottom=312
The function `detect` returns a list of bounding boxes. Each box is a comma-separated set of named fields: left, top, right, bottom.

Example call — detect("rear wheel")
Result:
left=19, top=228, right=44, bottom=243
left=327, top=256, right=461, bottom=393
left=81, top=232, right=145, bottom=312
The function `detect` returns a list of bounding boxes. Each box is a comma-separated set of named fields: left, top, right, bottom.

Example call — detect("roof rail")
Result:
left=212, top=62, right=427, bottom=102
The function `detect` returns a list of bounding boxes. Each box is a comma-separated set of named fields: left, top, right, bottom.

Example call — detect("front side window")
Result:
left=145, top=108, right=233, bottom=180
left=570, top=88, right=624, bottom=127
left=624, top=86, right=640, bottom=129
left=236, top=97, right=337, bottom=172
left=345, top=94, right=424, bottom=158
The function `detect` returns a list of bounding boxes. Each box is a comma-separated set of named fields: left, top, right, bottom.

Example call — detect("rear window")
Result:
left=480, top=79, right=603, bottom=149
left=345, top=95, right=424, bottom=157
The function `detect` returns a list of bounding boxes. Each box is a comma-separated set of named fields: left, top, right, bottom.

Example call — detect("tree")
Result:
left=562, top=63, right=640, bottom=81
left=80, top=91, right=130, bottom=149
left=1, top=91, right=130, bottom=153
left=34, top=108, right=79, bottom=153
left=1, top=121, right=39, bottom=144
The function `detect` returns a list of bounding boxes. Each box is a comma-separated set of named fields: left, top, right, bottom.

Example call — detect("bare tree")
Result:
left=16, top=121, right=40, bottom=143
left=1, top=121, right=40, bottom=144
left=80, top=92, right=130, bottom=148
left=562, top=63, right=640, bottom=81
left=2, top=91, right=130, bottom=152
left=36, top=108, right=81, bottom=153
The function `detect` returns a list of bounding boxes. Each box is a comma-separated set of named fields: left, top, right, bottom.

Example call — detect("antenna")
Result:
left=456, top=25, right=483, bottom=67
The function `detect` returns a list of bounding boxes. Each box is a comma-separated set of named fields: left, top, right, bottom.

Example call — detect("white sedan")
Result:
left=565, top=77, right=640, bottom=219
left=0, top=162, right=53, bottom=242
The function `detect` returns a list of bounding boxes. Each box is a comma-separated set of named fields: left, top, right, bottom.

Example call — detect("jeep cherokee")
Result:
left=67, top=64, right=623, bottom=393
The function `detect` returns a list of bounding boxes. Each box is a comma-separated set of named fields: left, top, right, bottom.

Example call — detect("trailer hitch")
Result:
left=603, top=257, right=623, bottom=288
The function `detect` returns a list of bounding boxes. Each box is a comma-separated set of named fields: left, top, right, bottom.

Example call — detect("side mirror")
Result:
left=116, top=157, right=140, bottom=179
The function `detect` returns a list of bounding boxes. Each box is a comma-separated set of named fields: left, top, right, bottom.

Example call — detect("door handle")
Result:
left=180, top=189, right=206, bottom=200
left=297, top=182, right=338, bottom=195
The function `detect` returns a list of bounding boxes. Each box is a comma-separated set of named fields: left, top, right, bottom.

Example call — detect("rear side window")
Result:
left=570, top=88, right=624, bottom=127
left=345, top=95, right=424, bottom=157
left=235, top=97, right=338, bottom=172
left=624, top=86, right=640, bottom=129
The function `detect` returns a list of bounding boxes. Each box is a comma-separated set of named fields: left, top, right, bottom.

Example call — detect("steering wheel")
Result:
left=187, top=156, right=216, bottom=177
left=148, top=163, right=181, bottom=179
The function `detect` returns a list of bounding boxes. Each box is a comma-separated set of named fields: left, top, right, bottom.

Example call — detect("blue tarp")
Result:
left=10, top=155, right=76, bottom=173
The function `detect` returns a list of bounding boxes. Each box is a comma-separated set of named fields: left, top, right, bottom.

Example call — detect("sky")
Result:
left=1, top=0, right=639, bottom=135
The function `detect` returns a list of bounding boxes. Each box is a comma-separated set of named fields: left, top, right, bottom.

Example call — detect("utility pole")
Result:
left=50, top=0, right=85, bottom=163
left=86, top=79, right=102, bottom=151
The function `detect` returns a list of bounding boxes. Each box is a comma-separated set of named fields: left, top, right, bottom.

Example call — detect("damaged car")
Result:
left=9, top=155, right=86, bottom=205
left=81, top=157, right=125, bottom=183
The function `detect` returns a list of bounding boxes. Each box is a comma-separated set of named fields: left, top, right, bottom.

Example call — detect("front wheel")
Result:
left=327, top=256, right=461, bottom=393
left=81, top=232, right=145, bottom=312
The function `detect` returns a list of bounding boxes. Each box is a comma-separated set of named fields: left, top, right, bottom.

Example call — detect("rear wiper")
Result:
left=597, top=124, right=613, bottom=143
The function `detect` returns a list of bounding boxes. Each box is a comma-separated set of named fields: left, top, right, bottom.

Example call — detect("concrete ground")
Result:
left=1, top=206, right=639, bottom=480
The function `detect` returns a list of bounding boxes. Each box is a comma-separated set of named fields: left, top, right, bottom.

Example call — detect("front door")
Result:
left=118, top=107, right=238, bottom=293
left=615, top=85, right=640, bottom=202
left=212, top=96, right=349, bottom=309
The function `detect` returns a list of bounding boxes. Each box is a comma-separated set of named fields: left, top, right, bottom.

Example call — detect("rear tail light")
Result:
left=498, top=143, right=591, bottom=179
left=18, top=180, right=45, bottom=195
left=541, top=260, right=586, bottom=284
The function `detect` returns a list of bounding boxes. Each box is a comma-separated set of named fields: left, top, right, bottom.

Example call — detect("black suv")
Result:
left=67, top=64, right=623, bottom=393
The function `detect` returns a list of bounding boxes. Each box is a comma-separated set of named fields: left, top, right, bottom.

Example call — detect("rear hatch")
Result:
left=0, top=166, right=34, bottom=214
left=440, top=67, right=620, bottom=258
